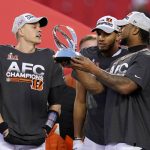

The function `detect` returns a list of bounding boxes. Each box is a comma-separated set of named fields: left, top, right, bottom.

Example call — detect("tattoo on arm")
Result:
left=95, top=69, right=138, bottom=94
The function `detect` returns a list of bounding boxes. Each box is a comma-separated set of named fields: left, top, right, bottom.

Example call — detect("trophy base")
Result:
left=54, top=57, right=72, bottom=65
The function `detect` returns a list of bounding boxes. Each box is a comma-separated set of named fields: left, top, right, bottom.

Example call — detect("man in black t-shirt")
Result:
left=0, top=13, right=65, bottom=150
left=71, top=11, right=150, bottom=150
left=72, top=16, right=128, bottom=150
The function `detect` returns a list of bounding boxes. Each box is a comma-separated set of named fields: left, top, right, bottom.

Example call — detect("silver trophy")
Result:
left=53, top=25, right=80, bottom=65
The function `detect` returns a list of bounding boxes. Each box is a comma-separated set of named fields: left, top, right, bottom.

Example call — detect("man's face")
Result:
left=119, top=24, right=133, bottom=46
left=96, top=29, right=118, bottom=54
left=19, top=22, right=42, bottom=45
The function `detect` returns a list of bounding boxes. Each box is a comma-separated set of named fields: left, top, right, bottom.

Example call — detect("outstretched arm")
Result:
left=71, top=57, right=138, bottom=95
left=93, top=68, right=138, bottom=95
left=74, top=69, right=105, bottom=94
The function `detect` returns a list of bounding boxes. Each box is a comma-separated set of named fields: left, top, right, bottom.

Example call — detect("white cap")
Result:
left=12, top=13, right=48, bottom=34
left=116, top=11, right=150, bottom=32
left=92, top=16, right=120, bottom=33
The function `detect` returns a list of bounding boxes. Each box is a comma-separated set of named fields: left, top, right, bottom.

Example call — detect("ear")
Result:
left=17, top=28, right=24, bottom=37
left=115, top=32, right=121, bottom=42
left=132, top=26, right=139, bottom=35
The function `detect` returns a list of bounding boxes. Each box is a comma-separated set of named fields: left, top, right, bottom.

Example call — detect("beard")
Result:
left=120, top=37, right=128, bottom=46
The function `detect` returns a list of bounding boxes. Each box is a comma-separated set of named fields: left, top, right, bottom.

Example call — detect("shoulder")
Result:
left=135, top=48, right=150, bottom=60
left=120, top=48, right=128, bottom=55
left=0, top=44, right=12, bottom=49
left=114, top=48, right=129, bottom=59
left=120, top=48, right=150, bottom=64
left=139, top=48, right=150, bottom=56
left=0, top=45, right=15, bottom=53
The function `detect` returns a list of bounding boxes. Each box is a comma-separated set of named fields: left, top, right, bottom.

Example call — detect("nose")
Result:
left=38, top=27, right=42, bottom=32
left=36, top=25, right=42, bottom=32
left=97, top=34, right=105, bottom=41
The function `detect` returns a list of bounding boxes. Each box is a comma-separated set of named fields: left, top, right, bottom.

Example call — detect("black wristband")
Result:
left=43, top=110, right=59, bottom=134
left=0, top=122, right=8, bottom=134
left=44, top=125, right=51, bottom=135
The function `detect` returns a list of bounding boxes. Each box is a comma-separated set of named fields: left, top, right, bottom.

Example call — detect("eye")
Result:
left=33, top=25, right=37, bottom=29
left=31, top=23, right=38, bottom=28
left=96, top=30, right=102, bottom=36
left=97, top=32, right=101, bottom=36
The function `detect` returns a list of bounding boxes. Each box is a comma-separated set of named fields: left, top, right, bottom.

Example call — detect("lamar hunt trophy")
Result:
left=53, top=25, right=80, bottom=65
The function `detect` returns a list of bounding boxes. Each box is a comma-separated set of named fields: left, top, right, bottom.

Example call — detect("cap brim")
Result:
left=28, top=17, right=48, bottom=27
left=91, top=25, right=114, bottom=33
left=115, top=19, right=128, bottom=26
left=39, top=17, right=48, bottom=27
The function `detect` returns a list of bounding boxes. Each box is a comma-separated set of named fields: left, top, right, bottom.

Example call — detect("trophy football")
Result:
left=53, top=25, right=81, bottom=65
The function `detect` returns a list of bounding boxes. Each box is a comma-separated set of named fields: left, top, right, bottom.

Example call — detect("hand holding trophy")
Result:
left=53, top=25, right=81, bottom=67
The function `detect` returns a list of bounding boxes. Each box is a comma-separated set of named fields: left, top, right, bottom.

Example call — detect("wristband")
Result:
left=0, top=122, right=8, bottom=134
left=43, top=110, right=59, bottom=134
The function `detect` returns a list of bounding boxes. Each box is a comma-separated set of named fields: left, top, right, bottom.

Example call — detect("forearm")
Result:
left=49, top=104, right=61, bottom=115
left=43, top=104, right=61, bottom=135
left=75, top=69, right=105, bottom=94
left=74, top=82, right=87, bottom=138
left=92, top=66, right=138, bottom=94
left=74, top=99, right=86, bottom=138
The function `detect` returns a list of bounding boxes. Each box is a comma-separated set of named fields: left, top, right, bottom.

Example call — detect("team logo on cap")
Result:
left=97, top=22, right=113, bottom=27
left=97, top=17, right=113, bottom=27
left=106, top=18, right=112, bottom=22
left=125, top=12, right=133, bottom=20
left=17, top=19, right=24, bottom=27
left=25, top=15, right=35, bottom=20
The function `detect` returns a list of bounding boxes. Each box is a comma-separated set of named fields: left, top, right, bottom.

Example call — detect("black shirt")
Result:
left=105, top=45, right=150, bottom=149
left=0, top=45, right=65, bottom=142
left=80, top=46, right=128, bottom=144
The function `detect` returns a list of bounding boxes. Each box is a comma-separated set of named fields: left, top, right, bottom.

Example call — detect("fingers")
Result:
left=3, top=129, right=9, bottom=138
left=72, top=56, right=85, bottom=61
left=71, top=57, right=86, bottom=66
